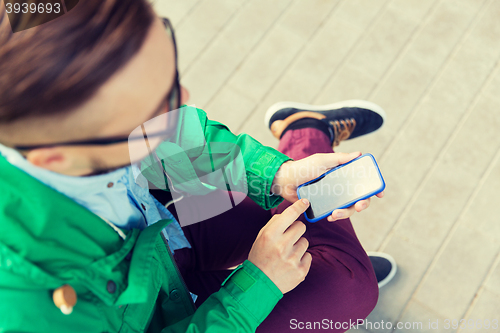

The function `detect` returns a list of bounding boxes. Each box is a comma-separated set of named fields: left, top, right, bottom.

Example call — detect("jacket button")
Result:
left=53, top=285, right=77, bottom=315
left=141, top=203, right=146, bottom=210
left=107, top=182, right=114, bottom=188
left=107, top=280, right=117, bottom=294
left=170, top=289, right=180, bottom=301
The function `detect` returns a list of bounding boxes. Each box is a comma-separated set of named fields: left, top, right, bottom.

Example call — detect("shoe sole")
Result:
left=366, top=251, right=397, bottom=288
left=264, top=100, right=387, bottom=131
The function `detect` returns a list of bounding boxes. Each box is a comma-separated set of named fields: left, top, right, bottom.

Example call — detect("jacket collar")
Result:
left=0, top=155, right=169, bottom=305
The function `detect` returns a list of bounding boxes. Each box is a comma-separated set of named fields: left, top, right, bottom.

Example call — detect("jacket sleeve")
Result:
left=193, top=108, right=292, bottom=210
left=161, top=260, right=283, bottom=333
left=141, top=107, right=292, bottom=210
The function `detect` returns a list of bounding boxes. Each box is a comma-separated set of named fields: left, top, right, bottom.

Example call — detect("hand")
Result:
left=271, top=152, right=385, bottom=222
left=248, top=199, right=312, bottom=294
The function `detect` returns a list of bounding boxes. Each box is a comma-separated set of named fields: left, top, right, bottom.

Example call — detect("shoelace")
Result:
left=331, top=118, right=356, bottom=147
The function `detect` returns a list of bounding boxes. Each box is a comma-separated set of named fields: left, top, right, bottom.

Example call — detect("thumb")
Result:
left=325, top=151, right=362, bottom=167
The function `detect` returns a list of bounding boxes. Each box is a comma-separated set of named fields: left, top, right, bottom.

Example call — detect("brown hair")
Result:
left=0, top=0, right=155, bottom=124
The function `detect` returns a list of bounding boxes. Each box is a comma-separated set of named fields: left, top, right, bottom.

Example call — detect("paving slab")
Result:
left=370, top=0, right=488, bottom=159
left=461, top=147, right=500, bottom=240
left=413, top=224, right=499, bottom=319
left=394, top=300, right=454, bottom=333
left=314, top=1, right=433, bottom=104
left=183, top=0, right=294, bottom=112
left=484, top=256, right=500, bottom=296
left=175, top=0, right=245, bottom=73
left=457, top=289, right=500, bottom=332
left=248, top=15, right=363, bottom=111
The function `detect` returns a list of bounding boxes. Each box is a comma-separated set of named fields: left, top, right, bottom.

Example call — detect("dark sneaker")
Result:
left=367, top=251, right=397, bottom=288
left=265, top=100, right=386, bottom=147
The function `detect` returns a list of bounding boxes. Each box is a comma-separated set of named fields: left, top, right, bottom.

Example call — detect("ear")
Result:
left=180, top=85, right=190, bottom=106
left=25, top=148, right=74, bottom=174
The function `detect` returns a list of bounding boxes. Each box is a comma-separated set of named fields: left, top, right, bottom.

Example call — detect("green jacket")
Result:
left=0, top=107, right=291, bottom=332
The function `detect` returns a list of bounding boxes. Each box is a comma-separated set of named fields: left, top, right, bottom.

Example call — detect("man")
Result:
left=0, top=1, right=395, bottom=332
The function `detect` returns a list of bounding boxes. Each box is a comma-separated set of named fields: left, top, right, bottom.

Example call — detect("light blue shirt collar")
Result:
left=0, top=143, right=191, bottom=250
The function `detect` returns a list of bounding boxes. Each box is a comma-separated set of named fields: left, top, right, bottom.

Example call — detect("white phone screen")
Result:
left=298, top=155, right=384, bottom=220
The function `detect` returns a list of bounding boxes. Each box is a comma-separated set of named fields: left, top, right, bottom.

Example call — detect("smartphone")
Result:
left=297, top=153, right=385, bottom=222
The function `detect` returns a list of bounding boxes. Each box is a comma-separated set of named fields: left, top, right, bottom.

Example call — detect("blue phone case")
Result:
left=296, top=153, right=385, bottom=222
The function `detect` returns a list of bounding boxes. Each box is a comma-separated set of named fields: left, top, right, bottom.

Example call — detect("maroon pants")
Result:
left=172, top=129, right=379, bottom=332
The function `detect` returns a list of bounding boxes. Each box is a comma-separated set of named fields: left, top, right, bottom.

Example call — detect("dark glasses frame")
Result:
left=14, top=18, right=180, bottom=151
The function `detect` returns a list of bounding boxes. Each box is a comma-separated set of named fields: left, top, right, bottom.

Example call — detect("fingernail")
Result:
left=362, top=203, right=367, bottom=209
left=327, top=216, right=334, bottom=222
left=336, top=212, right=344, bottom=218
left=301, top=199, right=309, bottom=205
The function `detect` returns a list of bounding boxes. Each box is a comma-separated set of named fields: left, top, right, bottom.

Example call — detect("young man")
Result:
left=0, top=1, right=395, bottom=332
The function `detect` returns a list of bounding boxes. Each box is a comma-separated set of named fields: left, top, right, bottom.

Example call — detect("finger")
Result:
left=376, top=190, right=385, bottom=198
left=284, top=220, right=307, bottom=245
left=271, top=199, right=310, bottom=234
left=300, top=152, right=363, bottom=179
left=354, top=198, right=371, bottom=212
left=300, top=251, right=312, bottom=273
left=292, top=237, right=310, bottom=260
left=327, top=205, right=356, bottom=222
left=321, top=151, right=362, bottom=168
left=282, top=187, right=299, bottom=202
